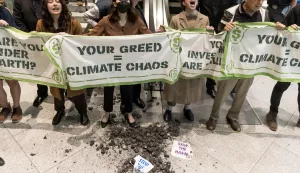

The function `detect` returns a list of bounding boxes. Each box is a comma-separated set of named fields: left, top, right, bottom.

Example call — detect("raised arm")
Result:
left=83, top=5, right=100, bottom=27
left=85, top=17, right=106, bottom=36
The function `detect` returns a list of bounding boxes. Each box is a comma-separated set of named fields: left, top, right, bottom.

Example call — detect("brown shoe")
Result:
left=296, top=119, right=300, bottom=128
left=11, top=106, right=23, bottom=123
left=266, top=111, right=277, bottom=131
left=226, top=116, right=241, bottom=132
left=0, top=105, right=12, bottom=123
left=206, top=118, right=217, bottom=131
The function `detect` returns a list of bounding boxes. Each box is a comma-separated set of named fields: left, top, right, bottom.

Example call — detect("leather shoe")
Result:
left=80, top=112, right=89, bottom=126
left=101, top=114, right=110, bottom=128
left=266, top=111, right=278, bottom=131
left=133, top=98, right=145, bottom=109
left=206, top=89, right=216, bottom=99
left=33, top=95, right=48, bottom=107
left=52, top=110, right=65, bottom=125
left=226, top=116, right=241, bottom=132
left=163, top=110, right=172, bottom=122
left=123, top=114, right=140, bottom=128
left=183, top=108, right=194, bottom=121
left=206, top=117, right=217, bottom=131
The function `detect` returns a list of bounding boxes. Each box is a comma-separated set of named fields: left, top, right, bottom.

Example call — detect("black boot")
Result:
left=52, top=110, right=65, bottom=125
left=80, top=112, right=89, bottom=126
left=183, top=108, right=194, bottom=121
left=163, top=110, right=172, bottom=122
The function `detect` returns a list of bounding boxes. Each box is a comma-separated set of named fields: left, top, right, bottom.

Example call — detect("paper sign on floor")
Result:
left=133, top=155, right=154, bottom=173
left=171, top=141, right=193, bottom=160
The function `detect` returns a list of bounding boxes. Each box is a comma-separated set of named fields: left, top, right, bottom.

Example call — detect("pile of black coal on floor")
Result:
left=101, top=122, right=180, bottom=173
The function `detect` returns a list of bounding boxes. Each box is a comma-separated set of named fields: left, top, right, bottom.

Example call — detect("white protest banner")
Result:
left=171, top=141, right=193, bottom=160
left=223, top=22, right=300, bottom=82
left=0, top=27, right=65, bottom=88
left=44, top=33, right=181, bottom=90
left=180, top=29, right=226, bottom=79
left=133, top=155, right=154, bottom=173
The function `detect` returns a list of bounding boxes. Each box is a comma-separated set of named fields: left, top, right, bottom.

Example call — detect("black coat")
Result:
left=198, top=0, right=238, bottom=31
left=13, top=0, right=39, bottom=32
left=0, top=6, right=17, bottom=28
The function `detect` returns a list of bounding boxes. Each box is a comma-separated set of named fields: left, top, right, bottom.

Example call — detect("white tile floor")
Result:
left=0, top=76, right=300, bottom=173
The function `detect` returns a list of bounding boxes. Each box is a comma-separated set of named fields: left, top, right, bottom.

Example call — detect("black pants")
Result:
left=270, top=82, right=300, bottom=113
left=133, top=84, right=141, bottom=101
left=104, top=85, right=133, bottom=113
left=37, top=84, right=48, bottom=97
left=54, top=89, right=87, bottom=114
left=206, top=78, right=216, bottom=92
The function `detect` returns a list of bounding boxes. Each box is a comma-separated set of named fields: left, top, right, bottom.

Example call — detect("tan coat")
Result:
left=163, top=11, right=209, bottom=105
left=85, top=16, right=152, bottom=36
left=36, top=18, right=84, bottom=100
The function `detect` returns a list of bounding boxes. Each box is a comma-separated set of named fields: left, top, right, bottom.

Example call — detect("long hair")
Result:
left=41, top=0, right=72, bottom=33
left=109, top=0, right=138, bottom=23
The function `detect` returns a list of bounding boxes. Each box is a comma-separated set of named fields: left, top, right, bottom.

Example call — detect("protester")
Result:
left=266, top=4, right=300, bottom=131
left=163, top=0, right=213, bottom=122
left=206, top=0, right=271, bottom=132
left=36, top=0, right=89, bottom=126
left=83, top=0, right=112, bottom=28
left=199, top=0, right=238, bottom=99
left=0, top=1, right=23, bottom=123
left=267, top=0, right=296, bottom=22
left=13, top=0, right=49, bottom=107
left=85, top=0, right=151, bottom=128
left=84, top=0, right=147, bottom=110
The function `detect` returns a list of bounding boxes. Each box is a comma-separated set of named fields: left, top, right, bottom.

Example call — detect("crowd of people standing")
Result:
left=0, top=0, right=300, bottom=132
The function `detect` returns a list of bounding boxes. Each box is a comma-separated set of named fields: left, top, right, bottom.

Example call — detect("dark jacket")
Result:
left=0, top=6, right=16, bottom=28
left=199, top=0, right=238, bottom=31
left=283, top=4, right=300, bottom=25
left=95, top=0, right=111, bottom=21
left=13, top=0, right=39, bottom=32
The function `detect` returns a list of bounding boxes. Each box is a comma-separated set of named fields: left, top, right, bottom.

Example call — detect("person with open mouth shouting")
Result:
left=36, top=0, right=90, bottom=126
left=163, top=0, right=214, bottom=122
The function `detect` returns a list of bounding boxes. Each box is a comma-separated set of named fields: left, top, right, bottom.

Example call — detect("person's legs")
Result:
left=206, top=79, right=238, bottom=130
left=0, top=80, right=9, bottom=107
left=52, top=89, right=65, bottom=125
left=266, top=81, right=291, bottom=131
left=210, top=79, right=238, bottom=120
left=133, top=84, right=145, bottom=108
left=270, top=82, right=291, bottom=113
left=102, top=86, right=115, bottom=126
left=0, top=80, right=11, bottom=123
left=6, top=80, right=21, bottom=108
left=6, top=80, right=22, bottom=123
left=121, top=85, right=139, bottom=128
left=33, top=84, right=48, bottom=107
left=72, top=93, right=89, bottom=125
left=227, top=78, right=254, bottom=120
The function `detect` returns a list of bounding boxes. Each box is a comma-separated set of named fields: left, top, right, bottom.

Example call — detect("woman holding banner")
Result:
left=0, top=1, right=23, bottom=123
left=37, top=0, right=89, bottom=126
left=85, top=0, right=152, bottom=128
left=162, top=0, right=213, bottom=122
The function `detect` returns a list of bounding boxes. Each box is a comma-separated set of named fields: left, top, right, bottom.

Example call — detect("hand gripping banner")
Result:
left=44, top=33, right=182, bottom=90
